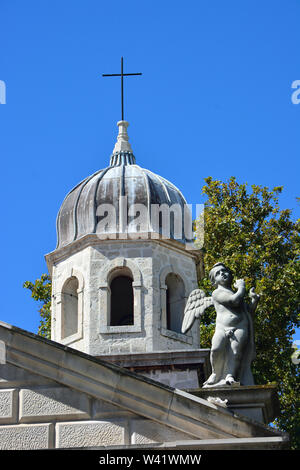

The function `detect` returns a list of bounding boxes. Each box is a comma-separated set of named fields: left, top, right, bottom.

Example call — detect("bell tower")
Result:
left=46, top=59, right=209, bottom=387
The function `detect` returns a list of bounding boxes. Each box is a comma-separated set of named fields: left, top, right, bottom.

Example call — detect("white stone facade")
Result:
left=0, top=322, right=287, bottom=450
left=0, top=323, right=286, bottom=450
left=0, top=362, right=194, bottom=450
left=48, top=237, right=200, bottom=357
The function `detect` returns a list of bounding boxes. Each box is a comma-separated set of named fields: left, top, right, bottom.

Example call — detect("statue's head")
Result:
left=209, top=262, right=233, bottom=287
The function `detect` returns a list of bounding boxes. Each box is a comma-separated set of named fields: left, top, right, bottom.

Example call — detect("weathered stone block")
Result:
left=0, top=340, right=5, bottom=364
left=0, top=363, right=55, bottom=388
left=92, top=398, right=124, bottom=417
left=0, top=423, right=54, bottom=449
left=19, top=386, right=91, bottom=423
left=190, top=385, right=280, bottom=424
left=126, top=249, right=142, bottom=257
left=142, top=248, right=153, bottom=257
left=139, top=369, right=200, bottom=389
left=56, top=420, right=125, bottom=448
left=0, top=389, right=18, bottom=423
left=131, top=419, right=194, bottom=445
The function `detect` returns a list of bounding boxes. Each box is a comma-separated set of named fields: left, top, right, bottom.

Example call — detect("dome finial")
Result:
left=113, top=120, right=133, bottom=153
left=109, top=121, right=136, bottom=166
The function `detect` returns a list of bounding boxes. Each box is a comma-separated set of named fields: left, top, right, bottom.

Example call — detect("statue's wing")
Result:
left=181, top=289, right=213, bottom=334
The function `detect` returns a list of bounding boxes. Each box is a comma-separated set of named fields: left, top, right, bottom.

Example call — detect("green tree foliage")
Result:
left=24, top=176, right=300, bottom=447
left=23, top=274, right=51, bottom=338
left=197, top=177, right=300, bottom=449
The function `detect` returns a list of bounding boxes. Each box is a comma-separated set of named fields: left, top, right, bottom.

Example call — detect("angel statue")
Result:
left=181, top=262, right=260, bottom=388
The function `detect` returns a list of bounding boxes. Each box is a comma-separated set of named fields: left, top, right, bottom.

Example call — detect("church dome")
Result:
left=56, top=121, right=191, bottom=249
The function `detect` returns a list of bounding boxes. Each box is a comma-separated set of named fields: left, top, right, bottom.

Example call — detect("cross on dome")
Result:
left=102, top=57, right=142, bottom=121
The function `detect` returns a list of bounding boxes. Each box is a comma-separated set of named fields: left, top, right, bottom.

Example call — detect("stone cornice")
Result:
left=59, top=436, right=289, bottom=451
left=45, top=233, right=203, bottom=275
left=96, top=349, right=210, bottom=368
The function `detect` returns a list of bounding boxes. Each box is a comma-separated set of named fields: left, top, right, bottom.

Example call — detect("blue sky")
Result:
left=0, top=1, right=299, bottom=340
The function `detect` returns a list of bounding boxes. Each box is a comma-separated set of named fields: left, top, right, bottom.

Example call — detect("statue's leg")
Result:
left=226, top=327, right=247, bottom=382
left=204, top=328, right=227, bottom=385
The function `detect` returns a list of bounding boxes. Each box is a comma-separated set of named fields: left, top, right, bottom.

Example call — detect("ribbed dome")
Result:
left=56, top=122, right=190, bottom=249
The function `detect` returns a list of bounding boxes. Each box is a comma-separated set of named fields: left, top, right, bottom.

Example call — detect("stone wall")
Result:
left=151, top=242, right=199, bottom=351
left=0, top=363, right=194, bottom=450
left=51, top=246, right=90, bottom=353
left=50, top=239, right=200, bottom=357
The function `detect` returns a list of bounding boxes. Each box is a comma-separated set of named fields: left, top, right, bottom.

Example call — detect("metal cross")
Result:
left=102, top=57, right=142, bottom=121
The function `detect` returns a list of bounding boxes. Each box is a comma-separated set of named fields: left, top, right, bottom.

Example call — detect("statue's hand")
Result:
left=249, top=287, right=260, bottom=302
left=234, top=279, right=245, bottom=290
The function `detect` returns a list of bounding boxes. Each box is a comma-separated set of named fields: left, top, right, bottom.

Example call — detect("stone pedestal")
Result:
left=97, top=349, right=211, bottom=389
left=187, top=385, right=280, bottom=424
